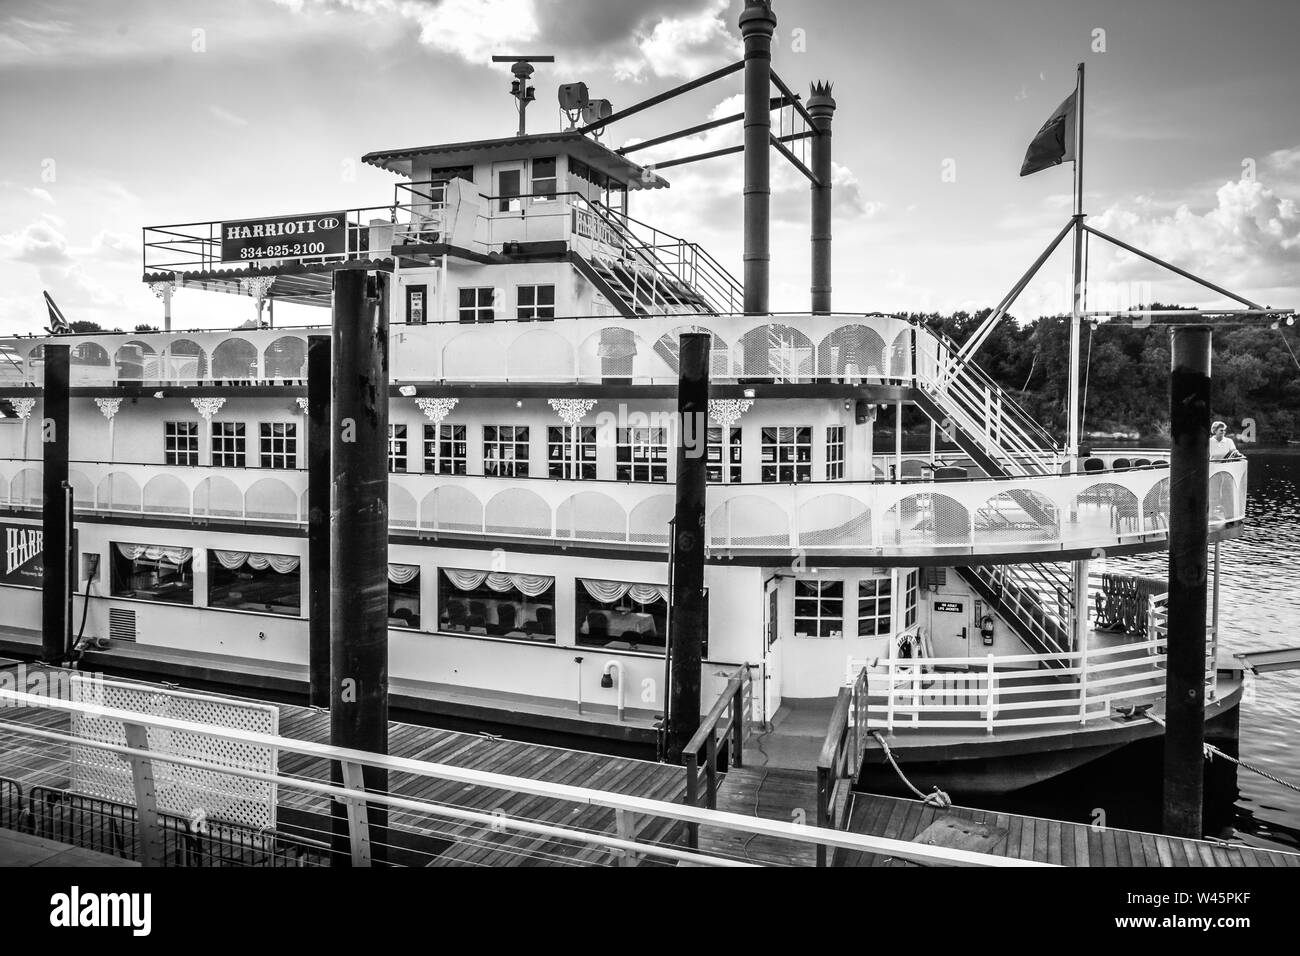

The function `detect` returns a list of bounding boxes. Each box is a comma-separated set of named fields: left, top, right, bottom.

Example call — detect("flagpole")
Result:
left=1067, top=61, right=1086, bottom=462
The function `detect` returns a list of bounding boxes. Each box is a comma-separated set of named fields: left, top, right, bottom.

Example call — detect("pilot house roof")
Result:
left=361, top=131, right=670, bottom=189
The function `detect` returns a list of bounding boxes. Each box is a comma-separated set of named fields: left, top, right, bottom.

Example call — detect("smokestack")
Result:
left=808, top=82, right=836, bottom=315
left=740, top=0, right=776, bottom=315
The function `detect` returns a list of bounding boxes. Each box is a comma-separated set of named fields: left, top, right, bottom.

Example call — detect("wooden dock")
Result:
left=835, top=792, right=1300, bottom=867
left=0, top=699, right=689, bottom=867
left=697, top=766, right=820, bottom=866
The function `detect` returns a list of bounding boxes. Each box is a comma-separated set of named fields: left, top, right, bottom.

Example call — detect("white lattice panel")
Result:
left=69, top=678, right=279, bottom=830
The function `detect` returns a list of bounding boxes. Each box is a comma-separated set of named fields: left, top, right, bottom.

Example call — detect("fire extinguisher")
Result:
left=980, top=614, right=995, bottom=646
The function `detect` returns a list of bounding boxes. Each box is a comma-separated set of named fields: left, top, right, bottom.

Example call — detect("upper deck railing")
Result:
left=0, top=456, right=1248, bottom=560
left=0, top=312, right=930, bottom=389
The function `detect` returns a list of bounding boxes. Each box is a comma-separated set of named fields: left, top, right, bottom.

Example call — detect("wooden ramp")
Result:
left=697, top=766, right=820, bottom=866
left=835, top=793, right=1300, bottom=867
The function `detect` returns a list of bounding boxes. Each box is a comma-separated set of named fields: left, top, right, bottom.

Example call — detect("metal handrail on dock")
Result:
left=816, top=666, right=869, bottom=866
left=0, top=684, right=1036, bottom=867
left=682, top=665, right=755, bottom=848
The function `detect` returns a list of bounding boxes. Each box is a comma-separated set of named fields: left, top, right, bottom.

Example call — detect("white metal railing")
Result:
left=0, top=686, right=1041, bottom=867
left=0, top=458, right=1248, bottom=559
left=864, top=635, right=1205, bottom=732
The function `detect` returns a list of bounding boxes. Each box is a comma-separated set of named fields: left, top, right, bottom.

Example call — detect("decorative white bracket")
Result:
left=548, top=398, right=597, bottom=427
left=191, top=397, right=226, bottom=421
left=148, top=278, right=178, bottom=303
left=415, top=397, right=459, bottom=424
left=295, top=398, right=310, bottom=413
left=708, top=398, right=754, bottom=429
left=11, top=397, right=36, bottom=420
left=94, top=397, right=123, bottom=421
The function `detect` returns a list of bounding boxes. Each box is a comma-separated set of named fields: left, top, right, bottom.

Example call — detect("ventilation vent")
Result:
left=923, top=567, right=947, bottom=589
left=108, top=608, right=137, bottom=643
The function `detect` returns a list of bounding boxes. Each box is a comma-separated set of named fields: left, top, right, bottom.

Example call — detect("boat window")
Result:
left=761, top=426, right=812, bottom=483
left=531, top=157, right=556, bottom=201
left=616, top=427, right=669, bottom=482
left=458, top=287, right=496, bottom=323
left=497, top=168, right=521, bottom=212
left=424, top=423, right=467, bottom=475
left=904, top=570, right=919, bottom=628
left=548, top=426, right=596, bottom=479
left=794, top=579, right=843, bottom=638
left=208, top=550, right=301, bottom=616
left=706, top=426, right=742, bottom=484
left=484, top=425, right=530, bottom=477
left=575, top=578, right=671, bottom=653
left=389, top=564, right=420, bottom=629
left=110, top=543, right=194, bottom=605
left=259, top=422, right=298, bottom=469
left=517, top=284, right=555, bottom=320
left=439, top=569, right=555, bottom=642
left=164, top=421, right=199, bottom=466
left=826, top=426, right=846, bottom=480
left=212, top=422, right=246, bottom=468
left=388, top=424, right=408, bottom=473
left=858, top=576, right=893, bottom=636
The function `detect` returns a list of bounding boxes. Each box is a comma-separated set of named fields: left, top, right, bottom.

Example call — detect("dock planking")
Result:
left=697, top=766, right=820, bottom=866
left=0, top=700, right=689, bottom=867
left=835, top=792, right=1300, bottom=868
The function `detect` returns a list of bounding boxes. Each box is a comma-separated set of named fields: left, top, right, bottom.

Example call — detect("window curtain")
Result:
left=212, top=550, right=300, bottom=574
left=388, top=564, right=419, bottom=585
left=116, top=543, right=192, bottom=565
left=443, top=569, right=553, bottom=596
left=581, top=578, right=668, bottom=605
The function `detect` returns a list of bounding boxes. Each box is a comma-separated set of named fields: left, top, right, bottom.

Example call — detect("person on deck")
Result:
left=1209, top=421, right=1242, bottom=460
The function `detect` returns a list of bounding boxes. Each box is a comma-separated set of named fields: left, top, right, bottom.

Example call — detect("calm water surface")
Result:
left=987, top=448, right=1300, bottom=852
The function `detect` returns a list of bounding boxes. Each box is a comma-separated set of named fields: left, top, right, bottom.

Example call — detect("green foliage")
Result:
left=912, top=309, right=1300, bottom=443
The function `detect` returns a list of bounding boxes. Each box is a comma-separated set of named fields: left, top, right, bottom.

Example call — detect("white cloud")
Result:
left=271, top=0, right=736, bottom=80
left=1089, top=163, right=1300, bottom=309
left=208, top=105, right=250, bottom=128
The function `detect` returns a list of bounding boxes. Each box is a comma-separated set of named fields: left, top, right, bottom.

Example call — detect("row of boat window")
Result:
left=793, top=572, right=918, bottom=639
left=107, top=542, right=674, bottom=652
left=161, top=422, right=848, bottom=483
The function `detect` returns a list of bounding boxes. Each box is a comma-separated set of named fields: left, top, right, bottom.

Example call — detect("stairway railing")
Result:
left=963, top=562, right=1075, bottom=659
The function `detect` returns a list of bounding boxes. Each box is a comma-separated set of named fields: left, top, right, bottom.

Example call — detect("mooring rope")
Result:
left=869, top=730, right=952, bottom=808
left=1144, top=712, right=1300, bottom=794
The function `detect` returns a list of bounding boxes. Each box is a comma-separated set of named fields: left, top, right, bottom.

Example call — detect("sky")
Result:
left=1, top=0, right=1297, bottom=334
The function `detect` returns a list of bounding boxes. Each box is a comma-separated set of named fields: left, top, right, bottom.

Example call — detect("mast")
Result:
left=1067, top=62, right=1086, bottom=461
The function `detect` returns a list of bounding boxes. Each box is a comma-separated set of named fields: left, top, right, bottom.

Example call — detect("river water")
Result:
left=985, top=447, right=1300, bottom=852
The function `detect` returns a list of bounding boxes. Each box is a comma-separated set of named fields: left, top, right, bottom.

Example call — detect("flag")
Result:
left=1020, top=91, right=1077, bottom=177
left=43, top=291, right=71, bottom=334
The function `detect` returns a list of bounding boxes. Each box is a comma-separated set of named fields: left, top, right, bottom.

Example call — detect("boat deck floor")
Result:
left=837, top=792, right=1300, bottom=867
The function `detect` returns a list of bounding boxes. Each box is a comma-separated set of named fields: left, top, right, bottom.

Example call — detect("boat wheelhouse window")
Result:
left=517, top=284, right=555, bottom=320
left=483, top=425, right=529, bottom=477
left=616, top=427, right=669, bottom=482
left=858, top=577, right=893, bottom=636
left=576, top=578, right=670, bottom=653
left=497, top=168, right=521, bottom=212
left=388, top=424, right=408, bottom=473
left=826, top=426, right=846, bottom=480
left=208, top=550, right=301, bottom=616
left=424, top=423, right=467, bottom=475
left=212, top=422, right=246, bottom=468
left=110, top=543, right=194, bottom=605
left=426, top=166, right=474, bottom=199
left=605, top=179, right=627, bottom=215
left=531, top=157, right=557, bottom=201
left=707, top=426, right=742, bottom=484
left=903, top=570, right=918, bottom=628
left=389, top=564, right=420, bottom=629
left=761, top=426, right=812, bottom=483
left=259, top=422, right=297, bottom=469
left=164, top=421, right=199, bottom=466
left=458, top=287, right=496, bottom=323
left=438, top=568, right=555, bottom=641
left=548, top=426, right=596, bottom=479
left=794, top=579, right=844, bottom=638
